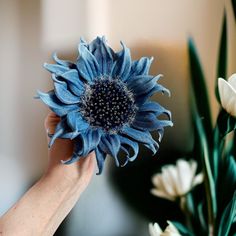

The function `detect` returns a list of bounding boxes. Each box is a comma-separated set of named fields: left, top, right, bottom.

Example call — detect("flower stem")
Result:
left=195, top=117, right=216, bottom=236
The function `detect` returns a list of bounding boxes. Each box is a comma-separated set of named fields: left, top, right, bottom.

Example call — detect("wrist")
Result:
left=43, top=164, right=84, bottom=194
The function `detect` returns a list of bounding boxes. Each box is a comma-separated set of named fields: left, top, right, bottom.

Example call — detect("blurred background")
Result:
left=0, top=0, right=235, bottom=235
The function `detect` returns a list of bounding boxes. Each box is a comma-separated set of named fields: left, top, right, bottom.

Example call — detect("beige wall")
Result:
left=0, top=0, right=48, bottom=215
left=41, top=0, right=236, bottom=151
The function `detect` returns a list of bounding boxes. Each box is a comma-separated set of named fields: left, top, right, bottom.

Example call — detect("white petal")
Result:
left=164, top=166, right=179, bottom=196
left=152, top=173, right=163, bottom=187
left=176, top=160, right=193, bottom=195
left=192, top=172, right=204, bottom=187
left=218, top=78, right=236, bottom=117
left=162, top=221, right=182, bottom=236
left=149, top=223, right=163, bottom=236
left=150, top=189, right=175, bottom=201
left=152, top=174, right=177, bottom=199
left=161, top=169, right=179, bottom=197
left=189, top=160, right=197, bottom=176
left=228, top=73, right=236, bottom=90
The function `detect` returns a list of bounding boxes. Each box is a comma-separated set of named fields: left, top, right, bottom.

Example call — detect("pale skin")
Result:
left=0, top=112, right=96, bottom=236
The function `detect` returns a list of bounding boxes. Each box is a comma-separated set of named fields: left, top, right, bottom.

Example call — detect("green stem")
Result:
left=195, top=117, right=216, bottom=236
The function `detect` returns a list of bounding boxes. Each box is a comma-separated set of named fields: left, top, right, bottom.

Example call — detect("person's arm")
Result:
left=0, top=113, right=95, bottom=236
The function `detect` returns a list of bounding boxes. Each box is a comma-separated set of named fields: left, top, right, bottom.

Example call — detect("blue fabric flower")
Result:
left=38, top=36, right=173, bottom=174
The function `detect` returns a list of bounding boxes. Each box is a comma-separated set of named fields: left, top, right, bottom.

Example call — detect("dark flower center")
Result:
left=81, top=78, right=137, bottom=133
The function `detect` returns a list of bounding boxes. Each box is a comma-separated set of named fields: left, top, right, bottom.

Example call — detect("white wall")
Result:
left=0, top=0, right=48, bottom=215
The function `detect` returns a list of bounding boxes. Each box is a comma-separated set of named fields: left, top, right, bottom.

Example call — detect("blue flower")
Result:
left=38, top=36, right=173, bottom=174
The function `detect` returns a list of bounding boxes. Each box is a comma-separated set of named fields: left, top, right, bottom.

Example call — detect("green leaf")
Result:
left=213, top=108, right=234, bottom=180
left=188, top=38, right=213, bottom=141
left=217, top=191, right=236, bottom=236
left=216, top=155, right=236, bottom=235
left=216, top=109, right=236, bottom=138
left=171, top=221, right=194, bottom=236
left=197, top=201, right=207, bottom=232
left=216, top=12, right=227, bottom=102
left=191, top=96, right=217, bottom=232
left=232, top=0, right=236, bottom=21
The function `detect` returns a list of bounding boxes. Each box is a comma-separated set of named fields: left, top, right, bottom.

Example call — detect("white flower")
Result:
left=149, top=221, right=182, bottom=236
left=218, top=74, right=236, bottom=117
left=151, top=159, right=203, bottom=201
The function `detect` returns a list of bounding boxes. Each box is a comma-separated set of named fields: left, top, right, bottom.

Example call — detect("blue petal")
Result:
left=100, top=135, right=121, bottom=166
left=112, top=41, right=131, bottom=81
left=79, top=129, right=102, bottom=156
left=37, top=90, right=79, bottom=116
left=54, top=81, right=80, bottom=104
left=118, top=135, right=139, bottom=162
left=89, top=37, right=114, bottom=76
left=95, top=146, right=106, bottom=175
left=60, top=70, right=85, bottom=96
left=52, top=53, right=74, bottom=67
left=67, top=111, right=89, bottom=133
left=127, top=74, right=161, bottom=96
left=122, top=127, right=158, bottom=155
left=139, top=101, right=171, bottom=119
left=132, top=112, right=173, bottom=131
left=62, top=129, right=102, bottom=165
left=44, top=63, right=70, bottom=76
left=76, top=42, right=101, bottom=82
left=128, top=57, right=153, bottom=78
left=49, top=118, right=68, bottom=147
left=135, top=83, right=170, bottom=106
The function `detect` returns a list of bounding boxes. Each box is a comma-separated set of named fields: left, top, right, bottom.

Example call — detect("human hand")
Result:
left=0, top=112, right=96, bottom=236
left=44, top=112, right=95, bottom=189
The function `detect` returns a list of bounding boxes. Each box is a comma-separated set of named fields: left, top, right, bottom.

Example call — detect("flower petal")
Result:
left=135, top=83, right=170, bottom=106
left=192, top=173, right=204, bottom=187
left=54, top=81, right=80, bottom=104
left=165, top=221, right=181, bottom=235
left=100, top=135, right=121, bottom=166
left=127, top=75, right=159, bottom=94
left=218, top=78, right=236, bottom=117
left=149, top=223, right=163, bottom=236
left=176, top=160, right=193, bottom=195
left=44, top=63, right=70, bottom=76
left=95, top=146, right=107, bottom=175
left=122, top=127, right=158, bottom=154
left=118, top=135, right=139, bottom=162
left=52, top=52, right=74, bottom=68
left=151, top=173, right=176, bottom=200
left=76, top=42, right=101, bottom=82
left=48, top=118, right=68, bottom=147
left=112, top=41, right=131, bottom=81
left=133, top=112, right=173, bottom=131
left=37, top=90, right=79, bottom=116
left=62, top=129, right=102, bottom=165
left=79, top=129, right=103, bottom=156
left=67, top=111, right=89, bottom=133
left=129, top=57, right=153, bottom=78
left=228, top=73, right=236, bottom=90
left=151, top=188, right=175, bottom=201
left=89, top=36, right=114, bottom=76
left=60, top=70, right=85, bottom=96
left=139, top=101, right=172, bottom=119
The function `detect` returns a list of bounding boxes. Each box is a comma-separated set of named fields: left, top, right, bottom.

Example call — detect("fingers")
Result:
left=44, top=112, right=60, bottom=135
left=78, top=152, right=96, bottom=179
left=75, top=152, right=96, bottom=189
